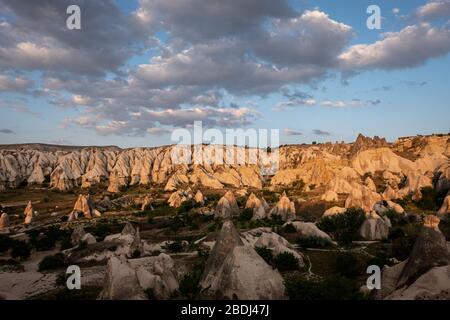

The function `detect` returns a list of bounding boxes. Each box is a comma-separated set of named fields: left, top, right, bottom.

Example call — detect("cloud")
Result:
left=283, top=129, right=302, bottom=136
left=274, top=95, right=381, bottom=110
left=312, top=129, right=331, bottom=136
left=252, top=10, right=352, bottom=67
left=63, top=106, right=260, bottom=136
left=339, top=23, right=450, bottom=71
left=416, top=1, right=450, bottom=21
left=0, top=128, right=14, bottom=134
left=0, top=0, right=146, bottom=75
left=0, top=74, right=32, bottom=92
left=136, top=0, right=295, bottom=43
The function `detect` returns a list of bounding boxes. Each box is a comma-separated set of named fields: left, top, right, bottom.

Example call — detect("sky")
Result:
left=0, top=0, right=449, bottom=148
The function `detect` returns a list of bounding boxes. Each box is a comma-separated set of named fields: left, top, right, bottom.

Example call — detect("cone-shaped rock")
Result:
left=0, top=212, right=9, bottom=230
left=24, top=201, right=34, bottom=224
left=269, top=192, right=296, bottom=221
left=397, top=215, right=450, bottom=287
left=200, top=221, right=287, bottom=299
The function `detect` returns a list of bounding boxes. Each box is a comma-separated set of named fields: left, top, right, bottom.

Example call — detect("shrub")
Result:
left=415, top=186, right=447, bottom=211
left=335, top=253, right=364, bottom=278
left=273, top=252, right=299, bottom=271
left=38, top=253, right=66, bottom=271
left=178, top=255, right=207, bottom=299
left=284, top=274, right=365, bottom=300
left=11, top=240, right=31, bottom=260
left=166, top=241, right=184, bottom=253
left=144, top=288, right=156, bottom=300
left=177, top=200, right=197, bottom=214
left=281, top=223, right=297, bottom=233
left=0, top=234, right=13, bottom=253
left=255, top=246, right=273, bottom=265
left=88, top=223, right=112, bottom=240
left=131, top=249, right=141, bottom=258
left=317, top=208, right=365, bottom=245
left=237, top=208, right=253, bottom=221
left=296, top=236, right=330, bottom=249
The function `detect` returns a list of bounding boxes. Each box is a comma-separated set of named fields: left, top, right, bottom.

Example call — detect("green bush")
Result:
left=273, top=252, right=299, bottom=271
left=178, top=256, right=207, bottom=299
left=284, top=274, right=365, bottom=300
left=335, top=253, right=364, bottom=278
left=0, top=234, right=13, bottom=253
left=237, top=208, right=253, bottom=221
left=177, top=200, right=198, bottom=214
left=255, top=246, right=274, bottom=265
left=38, top=253, right=66, bottom=271
left=281, top=223, right=297, bottom=233
left=296, top=236, right=330, bottom=249
left=166, top=241, right=184, bottom=253
left=11, top=240, right=31, bottom=260
left=317, top=208, right=365, bottom=245
left=415, top=186, right=447, bottom=211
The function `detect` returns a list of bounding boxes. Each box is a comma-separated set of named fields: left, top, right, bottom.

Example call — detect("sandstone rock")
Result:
left=438, top=195, right=450, bottom=218
left=24, top=201, right=34, bottom=224
left=71, top=194, right=98, bottom=219
left=254, top=232, right=304, bottom=267
left=321, top=190, right=339, bottom=202
left=397, top=215, right=450, bottom=287
left=373, top=200, right=405, bottom=215
left=200, top=221, right=287, bottom=299
left=245, top=193, right=268, bottom=219
left=104, top=222, right=143, bottom=257
left=167, top=191, right=185, bottom=208
left=365, top=176, right=377, bottom=192
left=323, top=206, right=346, bottom=217
left=283, top=221, right=334, bottom=245
left=0, top=212, right=9, bottom=230
left=130, top=254, right=179, bottom=299
left=71, top=226, right=96, bottom=246
left=214, top=191, right=239, bottom=219
left=386, top=266, right=450, bottom=300
left=269, top=192, right=296, bottom=221
left=98, top=255, right=147, bottom=300
left=345, top=183, right=382, bottom=212
left=382, top=185, right=401, bottom=200
left=140, top=196, right=154, bottom=212
left=359, top=212, right=390, bottom=240
left=194, top=190, right=205, bottom=206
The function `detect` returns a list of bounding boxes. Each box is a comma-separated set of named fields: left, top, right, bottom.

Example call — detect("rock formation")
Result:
left=69, top=194, right=101, bottom=221
left=283, top=221, right=334, bottom=245
left=104, top=222, right=143, bottom=257
left=0, top=212, right=9, bottom=230
left=373, top=200, right=405, bottom=215
left=71, top=226, right=97, bottom=246
left=321, top=190, right=339, bottom=202
left=200, top=221, right=287, bottom=299
left=98, top=255, right=147, bottom=300
left=438, top=194, right=450, bottom=218
left=359, top=211, right=390, bottom=240
left=269, top=192, right=296, bottom=221
left=378, top=215, right=450, bottom=299
left=254, top=232, right=304, bottom=267
left=24, top=201, right=34, bottom=224
left=245, top=193, right=268, bottom=219
left=214, top=191, right=239, bottom=219
left=345, top=183, right=382, bottom=212
left=323, top=206, right=347, bottom=217
left=194, top=190, right=205, bottom=206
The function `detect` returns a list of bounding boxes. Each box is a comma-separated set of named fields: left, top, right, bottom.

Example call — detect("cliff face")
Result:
left=0, top=135, right=449, bottom=201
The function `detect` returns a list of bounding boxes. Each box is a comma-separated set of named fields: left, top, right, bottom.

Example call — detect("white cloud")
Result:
left=339, top=23, right=450, bottom=71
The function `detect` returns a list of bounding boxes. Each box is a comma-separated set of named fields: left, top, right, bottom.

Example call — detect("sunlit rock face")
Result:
left=0, top=135, right=448, bottom=208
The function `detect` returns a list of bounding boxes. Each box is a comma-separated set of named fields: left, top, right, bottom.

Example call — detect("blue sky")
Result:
left=0, top=0, right=449, bottom=147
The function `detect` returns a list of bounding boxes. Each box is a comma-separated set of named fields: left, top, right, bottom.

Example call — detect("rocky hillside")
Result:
left=0, top=134, right=449, bottom=208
